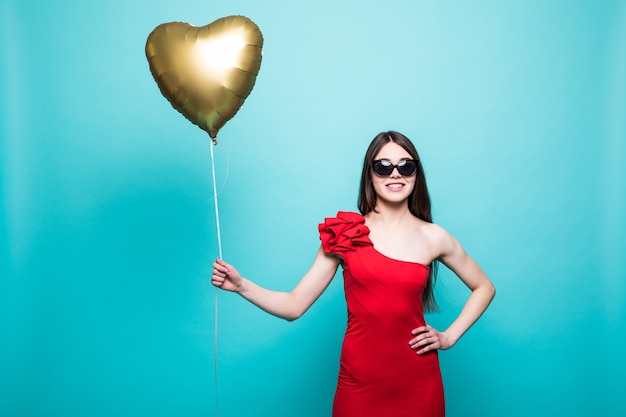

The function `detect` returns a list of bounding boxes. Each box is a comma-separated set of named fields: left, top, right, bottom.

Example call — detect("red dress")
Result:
left=319, top=211, right=445, bottom=417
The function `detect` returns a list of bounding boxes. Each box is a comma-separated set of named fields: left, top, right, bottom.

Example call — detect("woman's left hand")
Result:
left=409, top=325, right=454, bottom=355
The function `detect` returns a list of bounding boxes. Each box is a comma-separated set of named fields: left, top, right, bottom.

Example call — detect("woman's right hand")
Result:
left=211, top=258, right=243, bottom=292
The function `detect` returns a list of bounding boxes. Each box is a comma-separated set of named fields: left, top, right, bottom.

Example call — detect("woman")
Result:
left=212, top=131, right=495, bottom=417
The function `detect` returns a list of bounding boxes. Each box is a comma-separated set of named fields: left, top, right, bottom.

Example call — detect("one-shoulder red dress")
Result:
left=319, top=211, right=445, bottom=417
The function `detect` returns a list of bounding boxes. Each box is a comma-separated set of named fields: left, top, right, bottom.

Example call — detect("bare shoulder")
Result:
left=419, top=222, right=460, bottom=258
left=420, top=222, right=453, bottom=244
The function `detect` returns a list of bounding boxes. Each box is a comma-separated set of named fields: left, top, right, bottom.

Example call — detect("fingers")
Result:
left=213, top=259, right=233, bottom=279
left=211, top=258, right=230, bottom=288
left=213, top=258, right=230, bottom=274
left=211, top=259, right=243, bottom=292
left=211, top=271, right=226, bottom=288
left=411, top=325, right=429, bottom=335
left=409, top=325, right=441, bottom=355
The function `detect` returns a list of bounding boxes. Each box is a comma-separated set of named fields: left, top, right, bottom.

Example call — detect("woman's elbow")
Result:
left=486, top=281, right=496, bottom=300
left=284, top=314, right=300, bottom=322
left=283, top=306, right=306, bottom=322
left=283, top=292, right=311, bottom=321
left=474, top=280, right=495, bottom=302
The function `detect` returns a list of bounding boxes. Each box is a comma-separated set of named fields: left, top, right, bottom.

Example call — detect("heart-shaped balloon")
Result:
left=146, top=16, right=263, bottom=142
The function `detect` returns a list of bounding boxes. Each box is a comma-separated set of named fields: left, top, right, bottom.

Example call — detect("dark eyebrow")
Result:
left=376, top=157, right=412, bottom=162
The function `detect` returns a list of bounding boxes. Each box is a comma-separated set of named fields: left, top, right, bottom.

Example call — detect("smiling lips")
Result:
left=386, top=183, right=405, bottom=191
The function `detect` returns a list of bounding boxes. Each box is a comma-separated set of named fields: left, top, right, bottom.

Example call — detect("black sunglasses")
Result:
left=371, top=159, right=418, bottom=177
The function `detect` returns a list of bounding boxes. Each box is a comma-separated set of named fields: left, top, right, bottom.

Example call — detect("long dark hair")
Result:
left=357, top=131, right=439, bottom=312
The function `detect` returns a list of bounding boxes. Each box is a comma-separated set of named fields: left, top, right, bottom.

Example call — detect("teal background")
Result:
left=2, top=1, right=625, bottom=416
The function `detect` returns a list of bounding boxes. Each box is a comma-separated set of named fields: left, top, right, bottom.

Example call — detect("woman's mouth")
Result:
left=386, top=183, right=405, bottom=191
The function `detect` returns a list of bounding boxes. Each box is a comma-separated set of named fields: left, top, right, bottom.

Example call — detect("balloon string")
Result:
left=209, top=141, right=222, bottom=417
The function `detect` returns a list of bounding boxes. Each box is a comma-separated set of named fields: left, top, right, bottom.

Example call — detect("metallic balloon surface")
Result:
left=146, top=16, right=263, bottom=142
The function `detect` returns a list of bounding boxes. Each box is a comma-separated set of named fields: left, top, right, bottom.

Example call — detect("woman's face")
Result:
left=371, top=142, right=416, bottom=206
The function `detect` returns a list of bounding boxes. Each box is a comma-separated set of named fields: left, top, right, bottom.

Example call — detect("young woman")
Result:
left=212, top=131, right=495, bottom=417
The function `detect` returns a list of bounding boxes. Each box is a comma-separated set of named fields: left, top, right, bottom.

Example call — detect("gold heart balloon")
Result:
left=146, top=16, right=263, bottom=143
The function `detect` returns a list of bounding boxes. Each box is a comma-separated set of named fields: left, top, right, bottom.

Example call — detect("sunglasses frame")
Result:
left=371, top=159, right=418, bottom=177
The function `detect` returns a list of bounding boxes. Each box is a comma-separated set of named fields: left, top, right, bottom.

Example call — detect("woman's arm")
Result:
left=410, top=226, right=496, bottom=354
left=212, top=246, right=341, bottom=321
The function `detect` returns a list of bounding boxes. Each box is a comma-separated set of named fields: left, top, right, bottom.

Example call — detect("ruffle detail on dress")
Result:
left=318, top=211, right=372, bottom=254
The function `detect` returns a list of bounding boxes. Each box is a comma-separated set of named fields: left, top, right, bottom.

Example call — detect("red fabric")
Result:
left=319, top=211, right=445, bottom=417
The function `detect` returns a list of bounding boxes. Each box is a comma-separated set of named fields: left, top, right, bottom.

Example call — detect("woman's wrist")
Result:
left=441, top=329, right=459, bottom=349
left=235, top=277, right=248, bottom=295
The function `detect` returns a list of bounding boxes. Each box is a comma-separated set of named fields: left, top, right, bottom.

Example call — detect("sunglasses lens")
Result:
left=373, top=161, right=393, bottom=176
left=397, top=160, right=417, bottom=176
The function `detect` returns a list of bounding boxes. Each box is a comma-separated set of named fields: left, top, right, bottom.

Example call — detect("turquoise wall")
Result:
left=2, top=1, right=625, bottom=416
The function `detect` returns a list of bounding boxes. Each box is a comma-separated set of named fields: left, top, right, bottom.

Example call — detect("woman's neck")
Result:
left=367, top=202, right=413, bottom=226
